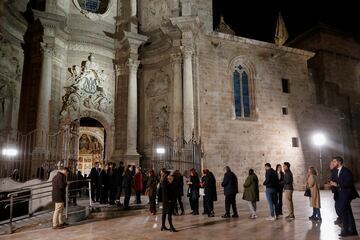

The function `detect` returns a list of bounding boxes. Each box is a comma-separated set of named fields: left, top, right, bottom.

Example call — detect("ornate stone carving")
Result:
left=0, top=37, right=22, bottom=81
left=60, top=53, right=113, bottom=119
left=139, top=0, right=171, bottom=32
left=145, top=70, right=170, bottom=97
left=150, top=97, right=169, bottom=134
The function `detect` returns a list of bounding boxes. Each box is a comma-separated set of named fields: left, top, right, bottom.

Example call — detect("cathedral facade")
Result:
left=1, top=0, right=359, bottom=189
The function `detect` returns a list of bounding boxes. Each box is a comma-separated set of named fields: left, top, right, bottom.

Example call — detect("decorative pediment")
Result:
left=60, top=53, right=113, bottom=120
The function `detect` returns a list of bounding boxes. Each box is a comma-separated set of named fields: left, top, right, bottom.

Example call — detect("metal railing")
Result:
left=0, top=179, right=91, bottom=234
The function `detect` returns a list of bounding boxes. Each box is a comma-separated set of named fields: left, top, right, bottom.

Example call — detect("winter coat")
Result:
left=122, top=173, right=132, bottom=195
left=242, top=173, right=259, bottom=202
left=133, top=172, right=143, bottom=192
left=52, top=172, right=67, bottom=203
left=221, top=171, right=238, bottom=196
left=307, top=174, right=321, bottom=208
left=162, top=180, right=176, bottom=213
left=188, top=175, right=200, bottom=200
left=203, top=172, right=217, bottom=201
left=173, top=174, right=184, bottom=197
left=146, top=175, right=158, bottom=197
left=283, top=170, right=294, bottom=190
left=89, top=167, right=100, bottom=185
left=263, top=168, right=279, bottom=189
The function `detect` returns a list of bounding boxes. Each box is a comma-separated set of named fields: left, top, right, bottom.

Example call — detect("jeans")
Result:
left=266, top=188, right=279, bottom=217
left=247, top=201, right=257, bottom=216
left=53, top=202, right=64, bottom=227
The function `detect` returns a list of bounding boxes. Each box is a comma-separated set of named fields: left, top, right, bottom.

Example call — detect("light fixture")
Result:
left=156, top=147, right=165, bottom=154
left=2, top=148, right=18, bottom=157
left=312, top=133, right=326, bottom=147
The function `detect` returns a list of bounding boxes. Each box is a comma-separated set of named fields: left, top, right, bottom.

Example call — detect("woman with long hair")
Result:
left=306, top=166, right=321, bottom=221
left=146, top=169, right=158, bottom=215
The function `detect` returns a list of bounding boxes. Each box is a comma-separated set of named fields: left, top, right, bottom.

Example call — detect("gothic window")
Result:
left=78, top=0, right=109, bottom=14
left=233, top=65, right=252, bottom=118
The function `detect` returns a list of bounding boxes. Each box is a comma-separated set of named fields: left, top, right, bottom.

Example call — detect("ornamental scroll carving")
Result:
left=60, top=53, right=113, bottom=119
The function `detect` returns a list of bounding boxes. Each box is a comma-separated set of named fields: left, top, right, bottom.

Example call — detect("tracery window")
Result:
left=233, top=65, right=251, bottom=118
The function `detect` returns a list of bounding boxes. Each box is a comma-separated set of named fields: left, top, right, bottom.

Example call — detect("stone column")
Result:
left=37, top=42, right=53, bottom=135
left=125, top=58, right=140, bottom=156
left=181, top=47, right=194, bottom=142
left=171, top=53, right=183, bottom=141
left=130, top=0, right=137, bottom=17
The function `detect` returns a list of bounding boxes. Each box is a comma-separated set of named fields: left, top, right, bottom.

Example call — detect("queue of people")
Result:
left=51, top=156, right=358, bottom=236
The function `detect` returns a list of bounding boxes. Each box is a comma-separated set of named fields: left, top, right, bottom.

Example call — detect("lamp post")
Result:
left=312, top=133, right=326, bottom=188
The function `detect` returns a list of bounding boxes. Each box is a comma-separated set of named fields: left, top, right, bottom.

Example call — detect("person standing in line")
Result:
left=146, top=169, right=158, bottom=215
left=122, top=165, right=133, bottom=210
left=161, top=173, right=177, bottom=232
left=116, top=161, right=125, bottom=206
left=242, top=169, right=259, bottom=219
left=133, top=167, right=143, bottom=204
left=173, top=170, right=185, bottom=215
left=99, top=164, right=109, bottom=204
left=283, top=162, right=295, bottom=219
left=89, top=162, right=100, bottom=202
left=329, top=156, right=359, bottom=237
left=276, top=164, right=284, bottom=216
left=307, top=166, right=321, bottom=222
left=108, top=162, right=118, bottom=205
left=328, top=159, right=341, bottom=224
left=187, top=168, right=200, bottom=215
left=52, top=167, right=69, bottom=229
left=221, top=166, right=239, bottom=218
left=201, top=169, right=217, bottom=217
left=263, top=163, right=279, bottom=221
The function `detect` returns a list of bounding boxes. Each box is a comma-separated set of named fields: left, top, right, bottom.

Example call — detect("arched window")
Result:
left=78, top=0, right=109, bottom=14
left=233, top=65, right=251, bottom=118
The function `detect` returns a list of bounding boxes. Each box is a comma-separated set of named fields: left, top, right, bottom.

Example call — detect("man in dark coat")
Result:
left=116, top=161, right=125, bottom=205
left=329, top=160, right=341, bottom=224
left=221, top=166, right=238, bottom=218
left=99, top=164, right=109, bottom=204
left=52, top=167, right=69, bottom=229
left=330, top=156, right=359, bottom=237
left=89, top=162, right=100, bottom=202
left=122, top=165, right=133, bottom=210
left=263, top=163, right=279, bottom=220
left=108, top=162, right=118, bottom=205
left=202, top=169, right=217, bottom=217
left=173, top=170, right=185, bottom=215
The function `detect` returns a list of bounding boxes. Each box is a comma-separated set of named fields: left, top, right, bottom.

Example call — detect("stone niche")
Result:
left=0, top=37, right=23, bottom=132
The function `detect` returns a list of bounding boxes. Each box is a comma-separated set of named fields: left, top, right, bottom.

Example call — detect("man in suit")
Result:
left=330, top=156, right=359, bottom=237
left=221, top=166, right=239, bottom=218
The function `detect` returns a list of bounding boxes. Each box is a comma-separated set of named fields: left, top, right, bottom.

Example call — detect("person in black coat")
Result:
left=275, top=164, right=285, bottom=215
left=263, top=163, right=280, bottom=220
left=329, top=156, right=359, bottom=237
left=221, top=166, right=238, bottom=218
left=52, top=168, right=69, bottom=229
left=201, top=169, right=217, bottom=217
left=99, top=164, right=109, bottom=204
left=122, top=166, right=133, bottom=210
left=116, top=161, right=125, bottom=205
left=187, top=168, right=200, bottom=215
left=173, top=170, right=185, bottom=215
left=89, top=162, right=100, bottom=202
left=329, top=160, right=341, bottom=224
left=161, top=173, right=177, bottom=232
left=108, top=162, right=118, bottom=205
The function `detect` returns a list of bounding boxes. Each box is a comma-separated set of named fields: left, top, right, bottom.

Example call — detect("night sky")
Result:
left=213, top=0, right=360, bottom=43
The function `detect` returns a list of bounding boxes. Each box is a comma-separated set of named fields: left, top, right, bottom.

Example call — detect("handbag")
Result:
left=304, top=188, right=311, bottom=197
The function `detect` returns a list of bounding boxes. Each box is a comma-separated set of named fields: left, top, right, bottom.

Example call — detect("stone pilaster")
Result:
left=125, top=58, right=140, bottom=157
left=181, top=47, right=194, bottom=142
left=170, top=53, right=183, bottom=142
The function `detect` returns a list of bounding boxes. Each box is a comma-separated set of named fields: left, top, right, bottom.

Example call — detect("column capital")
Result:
left=170, top=53, right=182, bottom=63
left=40, top=42, right=54, bottom=57
left=180, top=46, right=193, bottom=58
left=127, top=58, right=140, bottom=72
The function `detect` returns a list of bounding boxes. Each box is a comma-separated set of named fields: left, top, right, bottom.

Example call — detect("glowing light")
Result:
left=312, top=133, right=326, bottom=147
left=2, top=148, right=18, bottom=157
left=156, top=147, right=165, bottom=154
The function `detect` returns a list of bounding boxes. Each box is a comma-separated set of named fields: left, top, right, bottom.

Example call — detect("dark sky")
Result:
left=213, top=0, right=360, bottom=43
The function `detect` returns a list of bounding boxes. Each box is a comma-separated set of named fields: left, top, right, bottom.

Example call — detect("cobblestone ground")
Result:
left=1, top=191, right=359, bottom=240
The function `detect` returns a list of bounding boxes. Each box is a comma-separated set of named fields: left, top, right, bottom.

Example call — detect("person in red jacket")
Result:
left=133, top=167, right=143, bottom=204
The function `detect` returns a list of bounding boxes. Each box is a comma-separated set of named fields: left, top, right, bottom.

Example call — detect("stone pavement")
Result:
left=0, top=191, right=359, bottom=240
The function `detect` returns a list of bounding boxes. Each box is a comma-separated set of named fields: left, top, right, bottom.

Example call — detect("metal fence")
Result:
left=0, top=124, right=78, bottom=181
left=142, top=134, right=201, bottom=175
left=0, top=179, right=91, bottom=234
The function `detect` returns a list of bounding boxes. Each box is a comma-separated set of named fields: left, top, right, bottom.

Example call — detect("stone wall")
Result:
left=197, top=32, right=343, bottom=191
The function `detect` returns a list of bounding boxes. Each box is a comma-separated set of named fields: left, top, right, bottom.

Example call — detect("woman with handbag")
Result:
left=146, top=170, right=158, bottom=215
left=306, top=166, right=321, bottom=221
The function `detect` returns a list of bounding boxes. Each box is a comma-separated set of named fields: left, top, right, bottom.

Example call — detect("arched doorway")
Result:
left=77, top=117, right=106, bottom=176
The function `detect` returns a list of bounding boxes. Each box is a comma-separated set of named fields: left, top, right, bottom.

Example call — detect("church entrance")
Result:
left=77, top=117, right=106, bottom=176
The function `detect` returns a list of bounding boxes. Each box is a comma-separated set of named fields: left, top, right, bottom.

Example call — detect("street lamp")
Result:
left=156, top=147, right=165, bottom=168
left=312, top=132, right=326, bottom=188
left=2, top=148, right=18, bottom=157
